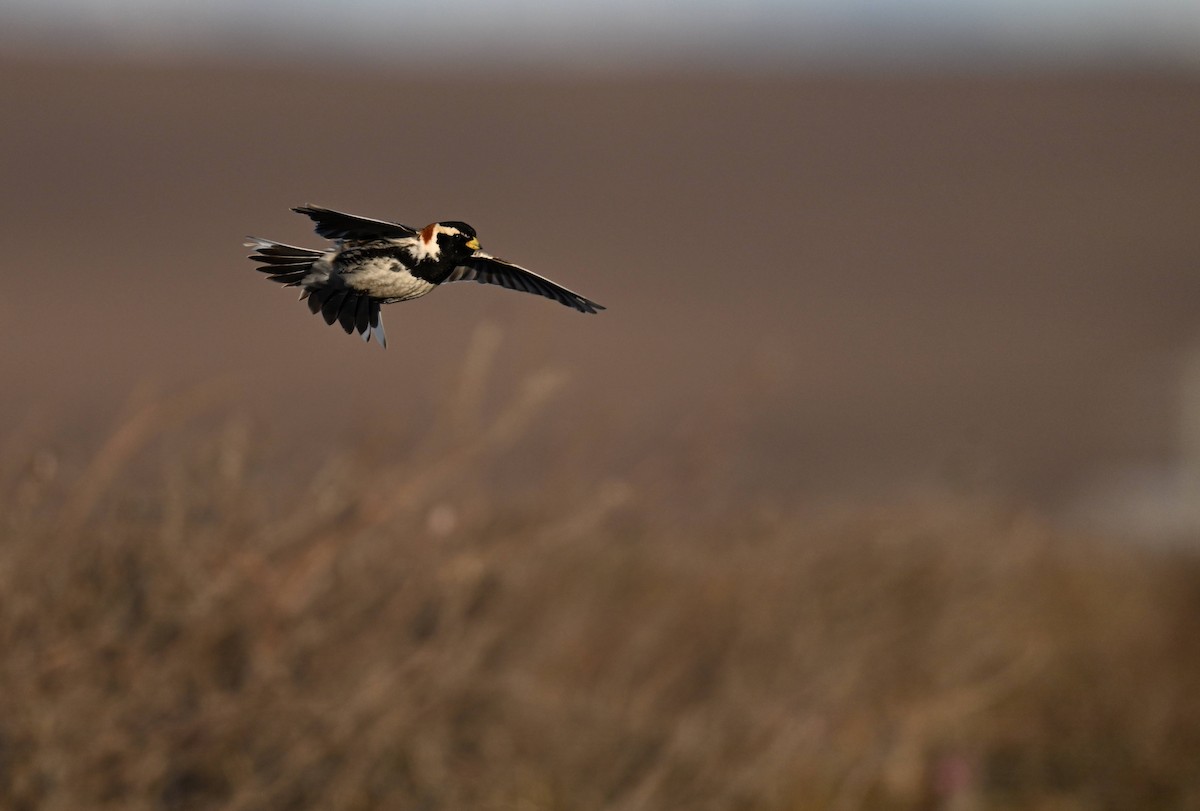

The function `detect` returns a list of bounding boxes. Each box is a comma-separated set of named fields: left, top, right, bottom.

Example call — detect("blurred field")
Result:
left=2, top=57, right=1200, bottom=808
left=3, top=346, right=1200, bottom=810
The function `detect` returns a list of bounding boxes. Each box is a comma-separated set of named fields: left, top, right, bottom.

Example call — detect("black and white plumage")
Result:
left=246, top=205, right=605, bottom=348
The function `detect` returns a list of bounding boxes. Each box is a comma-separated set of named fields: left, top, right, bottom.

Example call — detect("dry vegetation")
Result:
left=2, top=332, right=1200, bottom=811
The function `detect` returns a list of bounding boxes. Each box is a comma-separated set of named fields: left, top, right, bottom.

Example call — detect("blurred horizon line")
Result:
left=2, top=10, right=1198, bottom=74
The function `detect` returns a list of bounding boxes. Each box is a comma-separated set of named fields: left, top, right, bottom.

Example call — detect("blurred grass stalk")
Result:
left=0, top=325, right=1199, bottom=810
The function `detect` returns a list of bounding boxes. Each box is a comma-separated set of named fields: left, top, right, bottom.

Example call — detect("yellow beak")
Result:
left=466, top=237, right=480, bottom=251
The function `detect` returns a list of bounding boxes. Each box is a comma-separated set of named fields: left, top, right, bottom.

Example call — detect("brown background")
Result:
left=4, top=55, right=1200, bottom=808
left=3, top=58, right=1199, bottom=516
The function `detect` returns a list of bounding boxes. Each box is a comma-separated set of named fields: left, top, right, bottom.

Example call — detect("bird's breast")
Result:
left=337, top=254, right=436, bottom=301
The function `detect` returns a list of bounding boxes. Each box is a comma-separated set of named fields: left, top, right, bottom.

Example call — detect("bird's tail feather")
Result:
left=304, top=285, right=388, bottom=348
left=245, top=238, right=324, bottom=287
left=247, top=238, right=387, bottom=348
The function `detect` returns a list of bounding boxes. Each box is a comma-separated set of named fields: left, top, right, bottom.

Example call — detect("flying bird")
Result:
left=246, top=205, right=605, bottom=347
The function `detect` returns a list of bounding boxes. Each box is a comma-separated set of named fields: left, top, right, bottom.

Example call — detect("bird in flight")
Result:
left=246, top=205, right=605, bottom=348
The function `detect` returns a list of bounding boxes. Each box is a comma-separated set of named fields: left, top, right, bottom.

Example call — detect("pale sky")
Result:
left=3, top=0, right=1199, bottom=68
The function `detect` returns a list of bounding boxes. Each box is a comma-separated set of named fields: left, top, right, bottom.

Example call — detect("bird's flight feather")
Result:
left=446, top=253, right=605, bottom=314
left=292, top=205, right=418, bottom=242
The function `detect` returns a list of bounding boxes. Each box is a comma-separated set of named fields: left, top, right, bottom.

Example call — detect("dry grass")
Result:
left=2, top=331, right=1200, bottom=811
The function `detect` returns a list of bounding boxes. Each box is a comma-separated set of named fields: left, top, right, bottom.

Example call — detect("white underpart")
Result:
left=340, top=254, right=436, bottom=301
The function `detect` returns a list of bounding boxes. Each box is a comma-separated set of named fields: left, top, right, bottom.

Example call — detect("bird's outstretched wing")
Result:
left=293, top=205, right=418, bottom=241
left=445, top=253, right=605, bottom=314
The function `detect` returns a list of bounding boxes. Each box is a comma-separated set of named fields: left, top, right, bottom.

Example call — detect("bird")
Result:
left=246, top=205, right=605, bottom=348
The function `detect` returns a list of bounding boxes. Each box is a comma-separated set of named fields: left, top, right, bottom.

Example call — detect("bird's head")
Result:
left=419, top=221, right=480, bottom=262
